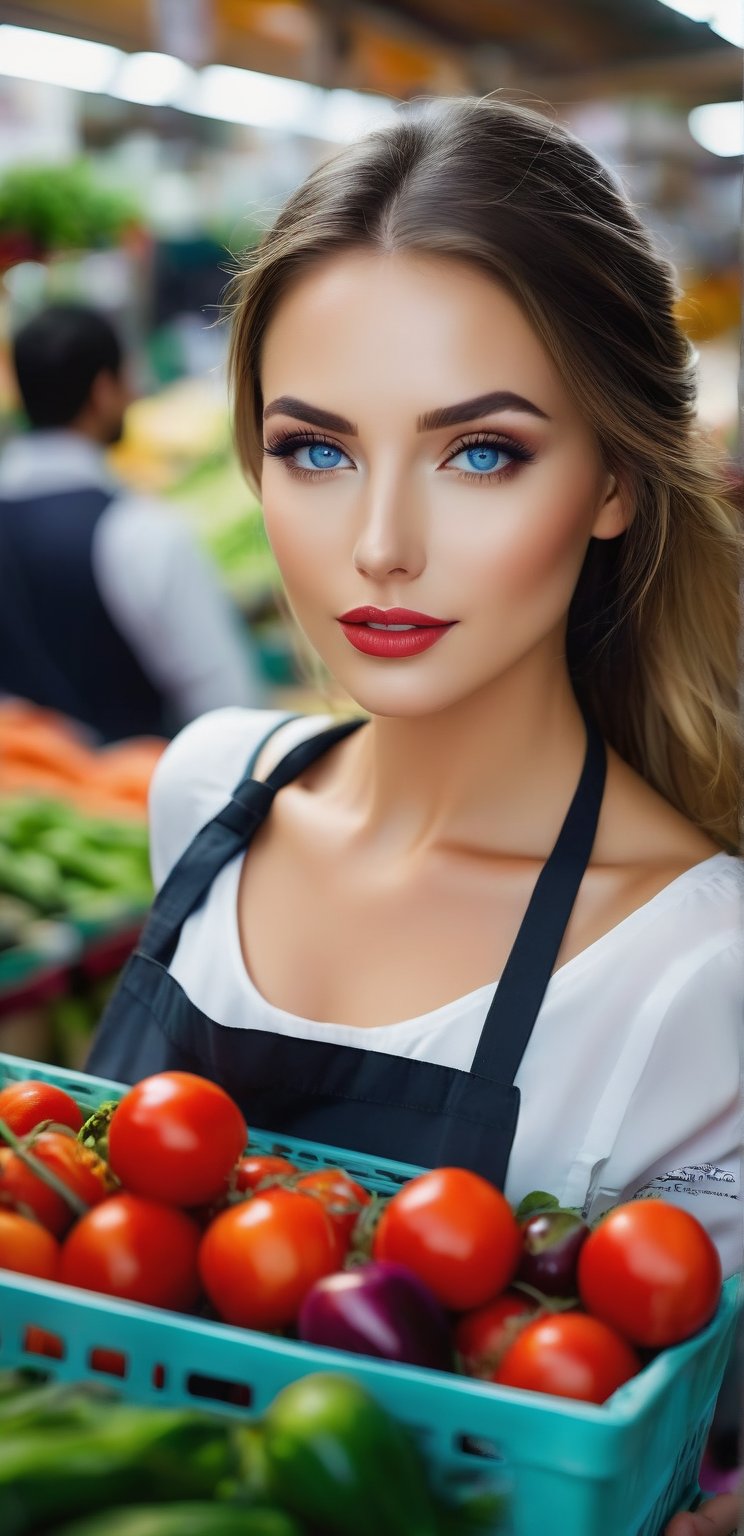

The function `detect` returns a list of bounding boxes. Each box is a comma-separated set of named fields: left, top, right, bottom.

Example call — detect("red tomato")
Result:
left=495, top=1312, right=641, bottom=1404
left=295, top=1168, right=371, bottom=1255
left=0, top=1080, right=83, bottom=1136
left=0, top=1208, right=60, bottom=1280
left=199, top=1187, right=338, bottom=1329
left=577, top=1200, right=722, bottom=1348
left=235, top=1154, right=297, bottom=1192
left=0, top=1132, right=112, bottom=1237
left=455, top=1289, right=539, bottom=1377
left=373, top=1168, right=522, bottom=1311
left=108, top=1072, right=247, bottom=1207
left=60, top=1193, right=201, bottom=1311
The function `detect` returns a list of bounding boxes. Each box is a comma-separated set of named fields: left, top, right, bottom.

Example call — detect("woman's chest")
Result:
left=234, top=787, right=659, bottom=1030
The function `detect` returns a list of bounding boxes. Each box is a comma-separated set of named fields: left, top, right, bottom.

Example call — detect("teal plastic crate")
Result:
left=0, top=1052, right=740, bottom=1536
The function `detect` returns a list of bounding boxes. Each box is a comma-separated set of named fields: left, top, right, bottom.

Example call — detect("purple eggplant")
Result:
left=518, top=1210, right=590, bottom=1297
left=298, top=1260, right=452, bottom=1371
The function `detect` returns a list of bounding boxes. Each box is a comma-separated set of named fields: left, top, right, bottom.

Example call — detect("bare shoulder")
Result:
left=597, top=744, right=722, bottom=872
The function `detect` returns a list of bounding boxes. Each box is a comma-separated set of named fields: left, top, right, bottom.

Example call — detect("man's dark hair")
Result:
left=12, top=303, right=122, bottom=428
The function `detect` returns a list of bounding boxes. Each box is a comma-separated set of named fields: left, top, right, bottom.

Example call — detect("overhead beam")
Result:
left=472, top=44, right=741, bottom=108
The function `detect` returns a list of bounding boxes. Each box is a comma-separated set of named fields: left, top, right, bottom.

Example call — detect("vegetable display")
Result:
left=0, top=1068, right=726, bottom=1414
left=0, top=703, right=163, bottom=820
left=0, top=703, right=163, bottom=979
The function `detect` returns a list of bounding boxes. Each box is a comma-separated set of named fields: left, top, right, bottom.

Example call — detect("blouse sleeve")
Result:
left=582, top=934, right=743, bottom=1278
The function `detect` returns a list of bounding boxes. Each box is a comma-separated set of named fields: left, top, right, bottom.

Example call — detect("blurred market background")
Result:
left=0, top=0, right=741, bottom=1062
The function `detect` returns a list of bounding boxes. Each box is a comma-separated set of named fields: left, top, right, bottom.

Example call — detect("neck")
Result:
left=330, top=653, right=591, bottom=864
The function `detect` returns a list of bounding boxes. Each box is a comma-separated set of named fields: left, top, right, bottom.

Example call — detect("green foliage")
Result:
left=0, top=162, right=141, bottom=254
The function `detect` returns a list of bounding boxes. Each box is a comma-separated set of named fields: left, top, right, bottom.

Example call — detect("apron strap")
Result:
left=138, top=714, right=367, bottom=967
left=471, top=704, right=607, bottom=1083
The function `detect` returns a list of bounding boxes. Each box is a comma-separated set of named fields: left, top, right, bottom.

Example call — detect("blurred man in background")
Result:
left=0, top=302, right=265, bottom=742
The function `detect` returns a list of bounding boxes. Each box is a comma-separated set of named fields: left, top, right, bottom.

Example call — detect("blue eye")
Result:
left=295, top=442, right=350, bottom=471
left=449, top=444, right=510, bottom=474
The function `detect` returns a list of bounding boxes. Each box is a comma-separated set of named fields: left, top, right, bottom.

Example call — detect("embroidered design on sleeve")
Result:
left=633, top=1164, right=738, bottom=1201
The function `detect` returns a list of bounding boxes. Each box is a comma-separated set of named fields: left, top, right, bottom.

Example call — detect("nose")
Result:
left=352, top=467, right=426, bottom=582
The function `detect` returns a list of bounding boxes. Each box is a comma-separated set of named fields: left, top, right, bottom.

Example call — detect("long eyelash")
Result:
left=262, top=430, right=347, bottom=483
left=262, top=427, right=536, bottom=484
left=263, top=429, right=341, bottom=458
left=445, top=430, right=535, bottom=485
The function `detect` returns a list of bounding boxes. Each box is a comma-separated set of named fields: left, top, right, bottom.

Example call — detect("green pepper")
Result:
left=261, top=1372, right=439, bottom=1536
left=74, top=819, right=150, bottom=855
left=0, top=845, right=62, bottom=911
left=0, top=798, right=73, bottom=846
left=39, top=829, right=141, bottom=891
left=0, top=1408, right=236, bottom=1536
left=0, top=1378, right=105, bottom=1436
left=46, top=1505, right=306, bottom=1536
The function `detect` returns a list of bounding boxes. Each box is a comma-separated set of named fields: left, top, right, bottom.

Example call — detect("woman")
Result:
left=88, top=96, right=742, bottom=1531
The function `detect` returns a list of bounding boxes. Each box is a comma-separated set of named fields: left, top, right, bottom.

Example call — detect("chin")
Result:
left=333, top=669, right=471, bottom=720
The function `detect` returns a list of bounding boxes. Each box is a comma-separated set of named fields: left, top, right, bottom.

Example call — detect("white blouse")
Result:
left=149, top=707, right=744, bottom=1277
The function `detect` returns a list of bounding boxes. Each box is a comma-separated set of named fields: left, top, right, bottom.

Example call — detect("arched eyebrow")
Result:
left=263, top=390, right=549, bottom=435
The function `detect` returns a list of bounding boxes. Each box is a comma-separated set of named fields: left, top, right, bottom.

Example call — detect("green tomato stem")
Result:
left=0, top=1117, right=90, bottom=1218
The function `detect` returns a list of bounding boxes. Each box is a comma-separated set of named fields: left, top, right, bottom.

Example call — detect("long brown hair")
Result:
left=228, top=96, right=742, bottom=851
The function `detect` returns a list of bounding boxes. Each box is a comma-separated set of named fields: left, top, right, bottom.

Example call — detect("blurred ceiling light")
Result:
left=189, top=64, right=321, bottom=130
left=0, top=24, right=121, bottom=92
left=688, top=100, right=743, bottom=154
left=316, top=89, right=397, bottom=143
left=187, top=65, right=395, bottom=141
left=0, top=24, right=395, bottom=144
left=110, top=51, right=196, bottom=108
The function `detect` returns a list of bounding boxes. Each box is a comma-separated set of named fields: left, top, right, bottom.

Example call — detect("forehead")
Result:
left=260, top=248, right=569, bottom=421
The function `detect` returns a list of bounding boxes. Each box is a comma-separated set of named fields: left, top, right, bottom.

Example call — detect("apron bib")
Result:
left=88, top=705, right=606, bottom=1189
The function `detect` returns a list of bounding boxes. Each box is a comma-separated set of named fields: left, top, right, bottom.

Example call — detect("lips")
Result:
left=338, top=607, right=452, bottom=626
left=337, top=610, right=457, bottom=659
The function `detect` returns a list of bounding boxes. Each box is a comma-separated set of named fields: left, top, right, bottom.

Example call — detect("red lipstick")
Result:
left=337, top=606, right=458, bottom=659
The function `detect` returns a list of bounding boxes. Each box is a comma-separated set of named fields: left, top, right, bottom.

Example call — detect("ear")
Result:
left=591, top=472, right=634, bottom=541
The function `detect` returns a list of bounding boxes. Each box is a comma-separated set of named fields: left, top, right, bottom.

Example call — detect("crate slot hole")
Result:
left=456, top=1433, right=505, bottom=1463
left=88, top=1347, right=128, bottom=1378
left=152, top=1363, right=166, bottom=1389
left=23, top=1325, right=66, bottom=1360
left=186, top=1372, right=252, bottom=1407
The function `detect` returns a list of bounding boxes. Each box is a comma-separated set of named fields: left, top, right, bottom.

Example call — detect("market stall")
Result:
left=0, top=2, right=740, bottom=1531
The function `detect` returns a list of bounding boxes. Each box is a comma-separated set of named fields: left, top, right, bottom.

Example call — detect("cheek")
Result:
left=440, top=476, right=595, bottom=615
left=261, top=473, right=341, bottom=599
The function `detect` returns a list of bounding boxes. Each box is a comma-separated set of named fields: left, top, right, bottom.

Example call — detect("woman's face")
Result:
left=259, top=249, right=626, bottom=717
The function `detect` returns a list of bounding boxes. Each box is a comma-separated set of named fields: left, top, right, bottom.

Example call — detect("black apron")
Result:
left=87, top=704, right=606, bottom=1189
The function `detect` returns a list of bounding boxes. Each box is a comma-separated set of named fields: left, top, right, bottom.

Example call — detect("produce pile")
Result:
left=0, top=1071, right=724, bottom=1409
left=0, top=702, right=163, bottom=818
left=0, top=704, right=162, bottom=977
left=0, top=1367, right=499, bottom=1536
left=0, top=798, right=152, bottom=931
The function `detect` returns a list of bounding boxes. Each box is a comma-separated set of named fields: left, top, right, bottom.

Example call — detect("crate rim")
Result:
left=0, top=1050, right=427, bottom=1184
left=2, top=1269, right=739, bottom=1426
